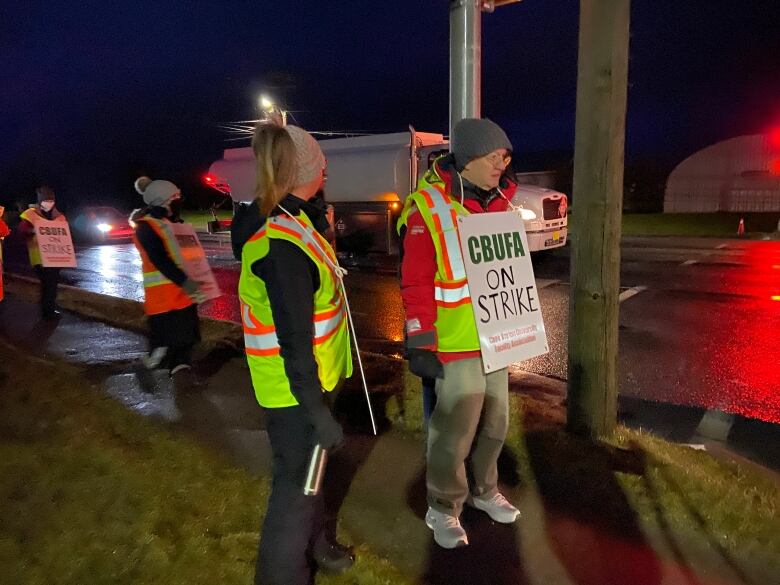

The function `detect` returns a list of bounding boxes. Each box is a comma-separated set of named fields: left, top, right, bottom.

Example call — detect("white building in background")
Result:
left=664, top=134, right=780, bottom=213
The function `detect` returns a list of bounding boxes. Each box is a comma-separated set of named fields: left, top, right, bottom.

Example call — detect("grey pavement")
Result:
left=1, top=289, right=778, bottom=584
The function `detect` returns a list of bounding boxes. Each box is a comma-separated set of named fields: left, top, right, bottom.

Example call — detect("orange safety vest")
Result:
left=132, top=216, right=194, bottom=315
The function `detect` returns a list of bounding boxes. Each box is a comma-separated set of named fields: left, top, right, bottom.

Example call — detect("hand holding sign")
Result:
left=182, top=278, right=208, bottom=304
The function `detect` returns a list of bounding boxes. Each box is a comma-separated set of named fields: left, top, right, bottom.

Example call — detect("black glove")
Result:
left=310, top=407, right=344, bottom=452
left=407, top=348, right=444, bottom=379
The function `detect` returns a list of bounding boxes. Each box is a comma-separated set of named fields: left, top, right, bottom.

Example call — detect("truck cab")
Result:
left=511, top=184, right=568, bottom=251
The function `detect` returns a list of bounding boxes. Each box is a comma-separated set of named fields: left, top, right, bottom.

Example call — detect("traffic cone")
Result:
left=737, top=217, right=745, bottom=237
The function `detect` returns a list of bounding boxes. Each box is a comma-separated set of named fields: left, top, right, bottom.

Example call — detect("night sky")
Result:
left=1, top=1, right=778, bottom=210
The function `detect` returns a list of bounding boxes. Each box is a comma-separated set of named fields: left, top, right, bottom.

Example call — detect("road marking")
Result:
left=681, top=259, right=697, bottom=266
left=619, top=286, right=646, bottom=303
left=536, top=279, right=560, bottom=289
left=716, top=243, right=728, bottom=249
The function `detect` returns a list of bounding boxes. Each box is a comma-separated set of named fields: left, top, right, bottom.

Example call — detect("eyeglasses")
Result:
left=483, top=152, right=512, bottom=168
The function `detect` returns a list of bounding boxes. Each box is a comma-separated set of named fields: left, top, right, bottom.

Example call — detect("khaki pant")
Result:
left=427, top=357, right=509, bottom=515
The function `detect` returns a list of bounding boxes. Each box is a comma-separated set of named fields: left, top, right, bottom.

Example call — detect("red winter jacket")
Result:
left=400, top=156, right=516, bottom=364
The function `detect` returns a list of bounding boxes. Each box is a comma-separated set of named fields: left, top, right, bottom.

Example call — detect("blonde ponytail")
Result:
left=252, top=122, right=297, bottom=216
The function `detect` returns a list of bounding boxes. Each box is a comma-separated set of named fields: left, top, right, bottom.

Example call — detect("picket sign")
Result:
left=36, top=218, right=77, bottom=268
left=167, top=222, right=222, bottom=301
left=457, top=211, right=549, bottom=373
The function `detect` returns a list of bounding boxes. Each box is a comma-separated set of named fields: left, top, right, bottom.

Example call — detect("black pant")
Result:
left=255, top=405, right=324, bottom=585
left=148, top=304, right=200, bottom=371
left=34, top=265, right=60, bottom=316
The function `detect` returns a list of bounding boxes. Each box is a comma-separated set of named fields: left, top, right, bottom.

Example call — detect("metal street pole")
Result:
left=449, top=1, right=521, bottom=139
left=567, top=0, right=631, bottom=438
left=450, top=0, right=482, bottom=139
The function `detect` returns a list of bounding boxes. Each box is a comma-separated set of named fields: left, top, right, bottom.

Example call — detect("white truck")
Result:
left=206, top=128, right=567, bottom=255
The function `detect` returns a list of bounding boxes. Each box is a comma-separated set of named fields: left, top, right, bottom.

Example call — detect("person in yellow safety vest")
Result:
left=398, top=118, right=521, bottom=549
left=0, top=205, right=10, bottom=304
left=16, top=186, right=67, bottom=319
left=130, top=176, right=205, bottom=392
left=230, top=122, right=354, bottom=585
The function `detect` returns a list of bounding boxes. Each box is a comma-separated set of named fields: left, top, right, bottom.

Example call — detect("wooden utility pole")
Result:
left=567, top=0, right=631, bottom=438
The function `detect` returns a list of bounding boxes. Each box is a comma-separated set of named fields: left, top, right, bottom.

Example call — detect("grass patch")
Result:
left=503, top=393, right=780, bottom=582
left=180, top=210, right=232, bottom=231
left=0, top=344, right=412, bottom=585
left=569, top=211, right=780, bottom=238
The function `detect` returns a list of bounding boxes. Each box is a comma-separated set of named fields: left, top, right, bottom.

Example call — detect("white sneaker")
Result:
left=170, top=364, right=196, bottom=392
left=425, top=507, right=468, bottom=549
left=143, top=347, right=167, bottom=369
left=468, top=492, right=521, bottom=523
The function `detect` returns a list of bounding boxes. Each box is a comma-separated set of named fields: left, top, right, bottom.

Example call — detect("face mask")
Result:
left=168, top=198, right=183, bottom=218
left=40, top=200, right=55, bottom=212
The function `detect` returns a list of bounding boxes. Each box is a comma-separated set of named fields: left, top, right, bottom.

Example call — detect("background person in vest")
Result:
left=0, top=206, right=9, bottom=304
left=398, top=118, right=521, bottom=549
left=231, top=122, right=354, bottom=585
left=17, top=186, right=65, bottom=319
left=131, top=176, right=205, bottom=392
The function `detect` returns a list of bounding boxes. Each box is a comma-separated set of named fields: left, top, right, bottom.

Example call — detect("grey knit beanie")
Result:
left=134, top=176, right=180, bottom=207
left=451, top=118, right=512, bottom=170
left=285, top=125, right=326, bottom=186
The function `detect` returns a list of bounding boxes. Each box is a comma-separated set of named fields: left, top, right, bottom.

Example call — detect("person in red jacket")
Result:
left=398, top=118, right=521, bottom=549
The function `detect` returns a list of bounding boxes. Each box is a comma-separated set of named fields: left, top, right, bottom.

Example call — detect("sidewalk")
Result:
left=1, top=292, right=777, bottom=584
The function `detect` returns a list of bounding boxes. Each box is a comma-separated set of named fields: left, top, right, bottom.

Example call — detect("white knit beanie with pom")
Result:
left=134, top=176, right=180, bottom=207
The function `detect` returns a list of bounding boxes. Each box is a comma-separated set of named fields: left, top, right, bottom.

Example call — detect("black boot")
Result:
left=312, top=537, right=354, bottom=574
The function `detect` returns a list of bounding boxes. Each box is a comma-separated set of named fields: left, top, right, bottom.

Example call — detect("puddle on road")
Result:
left=103, top=372, right=181, bottom=422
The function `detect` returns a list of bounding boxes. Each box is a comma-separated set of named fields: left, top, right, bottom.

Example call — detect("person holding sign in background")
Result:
left=398, top=118, right=521, bottom=549
left=131, top=177, right=205, bottom=392
left=0, top=206, right=9, bottom=304
left=17, top=186, right=66, bottom=319
left=231, top=122, right=354, bottom=585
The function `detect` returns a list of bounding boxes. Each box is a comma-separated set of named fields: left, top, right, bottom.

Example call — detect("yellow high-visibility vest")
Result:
left=398, top=176, right=480, bottom=352
left=238, top=210, right=352, bottom=408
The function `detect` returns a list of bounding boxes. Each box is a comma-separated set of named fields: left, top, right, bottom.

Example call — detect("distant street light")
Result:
left=258, top=94, right=287, bottom=126
left=259, top=95, right=274, bottom=111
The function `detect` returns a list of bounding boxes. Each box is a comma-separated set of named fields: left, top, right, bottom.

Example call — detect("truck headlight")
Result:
left=518, top=208, right=537, bottom=220
left=97, top=223, right=112, bottom=233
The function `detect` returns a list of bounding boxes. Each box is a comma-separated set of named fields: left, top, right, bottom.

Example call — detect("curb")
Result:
left=4, top=272, right=243, bottom=350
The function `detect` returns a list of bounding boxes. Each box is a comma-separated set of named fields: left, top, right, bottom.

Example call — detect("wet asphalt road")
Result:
left=5, top=235, right=779, bottom=423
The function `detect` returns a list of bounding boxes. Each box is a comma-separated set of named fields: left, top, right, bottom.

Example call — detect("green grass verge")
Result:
left=180, top=210, right=232, bottom=230
left=0, top=345, right=412, bottom=585
left=569, top=212, right=780, bottom=238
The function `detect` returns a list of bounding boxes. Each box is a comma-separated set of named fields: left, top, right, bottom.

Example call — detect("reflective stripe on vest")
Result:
left=417, top=185, right=465, bottom=281
left=417, top=187, right=473, bottom=310
left=143, top=270, right=170, bottom=287
left=242, top=299, right=347, bottom=357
